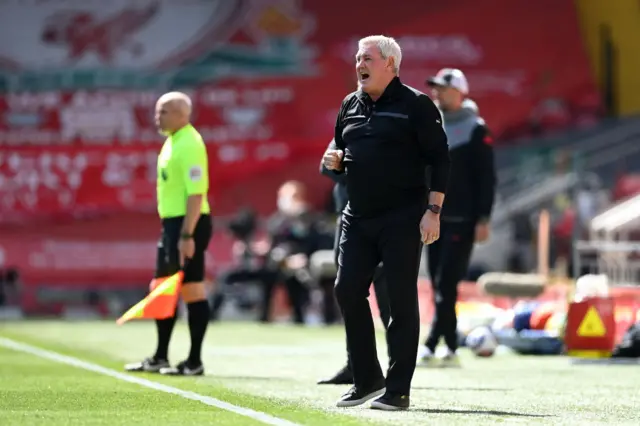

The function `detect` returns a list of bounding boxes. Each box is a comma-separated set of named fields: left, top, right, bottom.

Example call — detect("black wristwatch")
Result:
left=180, top=232, right=194, bottom=240
left=427, top=204, right=441, bottom=215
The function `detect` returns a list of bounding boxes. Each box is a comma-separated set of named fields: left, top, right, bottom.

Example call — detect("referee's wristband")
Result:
left=180, top=233, right=194, bottom=240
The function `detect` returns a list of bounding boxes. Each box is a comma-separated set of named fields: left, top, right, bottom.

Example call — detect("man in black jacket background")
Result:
left=417, top=68, right=496, bottom=368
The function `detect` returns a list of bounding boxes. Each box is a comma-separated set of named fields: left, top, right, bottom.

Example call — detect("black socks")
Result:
left=152, top=301, right=210, bottom=365
left=154, top=311, right=178, bottom=361
left=187, top=300, right=210, bottom=365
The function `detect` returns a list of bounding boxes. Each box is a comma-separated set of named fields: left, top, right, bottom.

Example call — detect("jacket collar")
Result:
left=356, top=76, right=402, bottom=104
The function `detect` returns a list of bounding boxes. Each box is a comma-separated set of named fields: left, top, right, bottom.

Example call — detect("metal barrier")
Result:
left=496, top=118, right=640, bottom=201
left=573, top=192, right=640, bottom=285
left=590, top=193, right=640, bottom=241
left=573, top=241, right=640, bottom=286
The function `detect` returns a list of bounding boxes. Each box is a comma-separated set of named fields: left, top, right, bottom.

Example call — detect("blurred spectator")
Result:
left=209, top=207, right=274, bottom=320
left=0, top=268, right=21, bottom=307
left=509, top=214, right=535, bottom=273
left=211, top=181, right=330, bottom=324
left=575, top=175, right=606, bottom=232
left=262, top=181, right=330, bottom=323
left=0, top=271, right=4, bottom=307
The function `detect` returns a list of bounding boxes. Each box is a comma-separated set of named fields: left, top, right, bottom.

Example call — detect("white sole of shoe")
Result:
left=336, top=387, right=385, bottom=408
left=370, top=400, right=409, bottom=411
left=159, top=366, right=204, bottom=376
left=123, top=364, right=166, bottom=373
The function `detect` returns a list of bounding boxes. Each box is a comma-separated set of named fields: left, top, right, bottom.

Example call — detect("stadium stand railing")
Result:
left=574, top=192, right=640, bottom=286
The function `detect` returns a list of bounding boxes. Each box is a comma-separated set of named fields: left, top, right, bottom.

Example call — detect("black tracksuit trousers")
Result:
left=334, top=202, right=424, bottom=395
left=424, top=222, right=475, bottom=353
left=334, top=216, right=391, bottom=329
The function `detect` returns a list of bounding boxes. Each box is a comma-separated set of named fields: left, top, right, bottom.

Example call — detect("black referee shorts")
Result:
left=155, top=214, right=212, bottom=284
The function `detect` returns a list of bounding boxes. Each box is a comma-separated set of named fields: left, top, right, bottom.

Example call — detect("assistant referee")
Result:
left=125, top=92, right=213, bottom=376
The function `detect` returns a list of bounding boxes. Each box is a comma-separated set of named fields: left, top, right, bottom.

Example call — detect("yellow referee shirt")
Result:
left=156, top=124, right=211, bottom=219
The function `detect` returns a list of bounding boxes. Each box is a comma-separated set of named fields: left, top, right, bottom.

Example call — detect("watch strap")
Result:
left=427, top=204, right=442, bottom=214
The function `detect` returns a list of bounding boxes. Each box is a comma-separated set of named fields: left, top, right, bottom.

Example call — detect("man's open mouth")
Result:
left=359, top=71, right=370, bottom=82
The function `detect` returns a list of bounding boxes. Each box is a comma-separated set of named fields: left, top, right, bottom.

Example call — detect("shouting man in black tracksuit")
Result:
left=417, top=68, right=496, bottom=368
left=324, top=36, right=450, bottom=411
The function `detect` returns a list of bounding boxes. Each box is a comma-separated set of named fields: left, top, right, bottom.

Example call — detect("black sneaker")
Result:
left=336, top=379, right=385, bottom=408
left=371, top=392, right=410, bottom=411
left=317, top=365, right=353, bottom=385
left=159, top=360, right=204, bottom=376
left=124, top=357, right=169, bottom=373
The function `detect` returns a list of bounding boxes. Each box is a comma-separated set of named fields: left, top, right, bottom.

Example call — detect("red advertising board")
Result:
left=0, top=0, right=598, bottom=219
left=0, top=0, right=597, bottom=147
left=0, top=0, right=599, bottom=287
left=0, top=141, right=316, bottom=224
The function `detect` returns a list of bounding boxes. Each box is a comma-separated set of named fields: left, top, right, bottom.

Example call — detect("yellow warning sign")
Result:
left=577, top=306, right=606, bottom=337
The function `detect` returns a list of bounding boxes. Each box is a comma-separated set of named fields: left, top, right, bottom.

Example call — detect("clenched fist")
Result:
left=323, top=149, right=344, bottom=171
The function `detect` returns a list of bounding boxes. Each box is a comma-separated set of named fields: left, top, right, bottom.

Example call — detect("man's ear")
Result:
left=387, top=57, right=395, bottom=71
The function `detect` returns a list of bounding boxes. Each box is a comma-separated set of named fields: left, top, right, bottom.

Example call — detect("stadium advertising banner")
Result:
left=0, top=0, right=598, bottom=290
left=0, top=0, right=597, bottom=220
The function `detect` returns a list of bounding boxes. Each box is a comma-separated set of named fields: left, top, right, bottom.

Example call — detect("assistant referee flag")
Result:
left=116, top=272, right=183, bottom=325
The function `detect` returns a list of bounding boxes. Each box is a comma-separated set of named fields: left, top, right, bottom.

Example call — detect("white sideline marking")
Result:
left=0, top=337, right=301, bottom=426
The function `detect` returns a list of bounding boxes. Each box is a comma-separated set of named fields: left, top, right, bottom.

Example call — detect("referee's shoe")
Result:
left=125, top=357, right=204, bottom=376
left=159, top=360, right=205, bottom=376
left=124, top=356, right=169, bottom=373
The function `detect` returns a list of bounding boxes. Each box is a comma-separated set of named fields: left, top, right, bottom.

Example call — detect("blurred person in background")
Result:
left=208, top=207, right=276, bottom=320
left=212, top=181, right=326, bottom=324
left=563, top=174, right=608, bottom=278
left=261, top=180, right=326, bottom=324
left=317, top=138, right=391, bottom=385
left=0, top=268, right=21, bottom=307
left=575, top=175, right=603, bottom=231
left=0, top=270, right=6, bottom=307
left=125, top=92, right=212, bottom=376
left=509, top=213, right=535, bottom=273
left=417, top=69, right=496, bottom=368
left=0, top=268, right=23, bottom=321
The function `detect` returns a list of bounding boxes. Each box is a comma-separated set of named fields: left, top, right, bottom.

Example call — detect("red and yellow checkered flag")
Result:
left=116, top=271, right=183, bottom=325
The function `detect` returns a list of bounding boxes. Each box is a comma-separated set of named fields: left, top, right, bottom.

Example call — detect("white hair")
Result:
left=358, top=35, right=402, bottom=74
left=157, top=91, right=192, bottom=115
